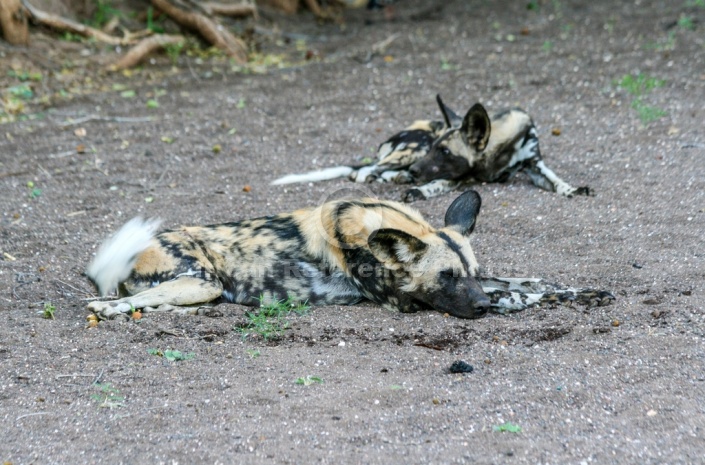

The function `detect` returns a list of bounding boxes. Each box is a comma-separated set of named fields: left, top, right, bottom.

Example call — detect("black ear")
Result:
left=461, top=103, right=491, bottom=152
left=444, top=190, right=482, bottom=236
left=436, top=94, right=463, bottom=128
left=368, top=228, right=428, bottom=267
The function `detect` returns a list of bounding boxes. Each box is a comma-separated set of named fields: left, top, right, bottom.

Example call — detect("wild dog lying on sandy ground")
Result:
left=86, top=191, right=613, bottom=320
left=272, top=95, right=591, bottom=202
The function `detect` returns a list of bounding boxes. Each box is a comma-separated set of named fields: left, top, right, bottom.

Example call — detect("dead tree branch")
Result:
left=151, top=0, right=247, bottom=63
left=109, top=34, right=185, bottom=71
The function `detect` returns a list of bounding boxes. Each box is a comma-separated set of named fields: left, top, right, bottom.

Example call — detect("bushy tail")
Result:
left=86, top=217, right=161, bottom=296
left=271, top=166, right=354, bottom=185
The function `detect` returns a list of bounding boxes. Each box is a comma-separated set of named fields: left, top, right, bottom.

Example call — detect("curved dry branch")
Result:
left=109, top=34, right=185, bottom=71
left=201, top=1, right=257, bottom=18
left=151, top=0, right=247, bottom=63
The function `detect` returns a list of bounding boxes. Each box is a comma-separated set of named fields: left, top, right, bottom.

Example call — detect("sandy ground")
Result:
left=1, top=0, right=704, bottom=463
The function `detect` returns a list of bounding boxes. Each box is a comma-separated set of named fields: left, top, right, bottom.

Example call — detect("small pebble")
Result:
left=449, top=360, right=474, bottom=373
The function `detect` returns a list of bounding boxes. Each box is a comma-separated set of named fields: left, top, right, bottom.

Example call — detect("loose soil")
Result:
left=1, top=1, right=704, bottom=463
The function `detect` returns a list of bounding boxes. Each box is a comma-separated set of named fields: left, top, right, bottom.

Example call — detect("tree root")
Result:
left=109, top=34, right=185, bottom=71
left=151, top=0, right=248, bottom=63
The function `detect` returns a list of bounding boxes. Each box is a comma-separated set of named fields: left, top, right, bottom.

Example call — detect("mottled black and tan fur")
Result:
left=272, top=95, right=591, bottom=202
left=86, top=191, right=613, bottom=320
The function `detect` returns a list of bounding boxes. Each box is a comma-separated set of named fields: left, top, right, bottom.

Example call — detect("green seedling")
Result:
left=88, top=0, right=121, bottom=28
left=26, top=181, right=42, bottom=199
left=147, top=348, right=195, bottom=361
left=295, top=375, right=323, bottom=386
left=493, top=422, right=522, bottom=433
left=165, top=42, right=185, bottom=65
left=91, top=383, right=125, bottom=409
left=246, top=349, right=261, bottom=359
left=42, top=302, right=56, bottom=319
left=678, top=14, right=695, bottom=30
left=616, top=74, right=667, bottom=125
left=146, top=6, right=165, bottom=33
left=235, top=296, right=309, bottom=340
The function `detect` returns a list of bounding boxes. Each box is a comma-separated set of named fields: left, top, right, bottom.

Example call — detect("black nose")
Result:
left=472, top=297, right=491, bottom=317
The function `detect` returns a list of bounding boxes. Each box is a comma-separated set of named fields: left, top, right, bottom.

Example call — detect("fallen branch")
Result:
left=21, top=0, right=147, bottom=45
left=109, top=34, right=185, bottom=71
left=151, top=0, right=247, bottom=63
left=201, top=1, right=257, bottom=18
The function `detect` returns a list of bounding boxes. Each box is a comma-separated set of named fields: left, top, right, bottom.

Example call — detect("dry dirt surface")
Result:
left=1, top=1, right=705, bottom=463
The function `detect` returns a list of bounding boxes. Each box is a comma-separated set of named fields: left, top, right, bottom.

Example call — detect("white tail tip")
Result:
left=86, top=217, right=161, bottom=296
left=271, top=166, right=354, bottom=185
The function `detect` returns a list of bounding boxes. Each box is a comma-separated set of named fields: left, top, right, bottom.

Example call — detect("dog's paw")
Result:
left=573, top=186, right=593, bottom=196
left=87, top=300, right=134, bottom=320
left=563, top=185, right=593, bottom=198
left=392, top=172, right=414, bottom=184
left=574, top=289, right=615, bottom=307
left=402, top=188, right=426, bottom=203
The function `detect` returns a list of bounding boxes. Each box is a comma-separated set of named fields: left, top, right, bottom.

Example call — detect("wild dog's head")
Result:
left=408, top=95, right=491, bottom=183
left=366, top=190, right=490, bottom=318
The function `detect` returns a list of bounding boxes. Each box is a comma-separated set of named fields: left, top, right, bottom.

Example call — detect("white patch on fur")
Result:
left=508, top=127, right=539, bottom=166
left=86, top=217, right=161, bottom=296
left=271, top=166, right=354, bottom=185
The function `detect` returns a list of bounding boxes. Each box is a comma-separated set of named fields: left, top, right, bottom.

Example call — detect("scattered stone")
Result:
left=449, top=360, right=474, bottom=374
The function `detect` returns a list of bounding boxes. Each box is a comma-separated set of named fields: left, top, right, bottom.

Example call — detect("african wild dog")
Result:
left=86, top=191, right=613, bottom=320
left=271, top=95, right=591, bottom=202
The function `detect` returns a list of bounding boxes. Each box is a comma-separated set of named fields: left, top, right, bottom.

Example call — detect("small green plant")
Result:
left=146, top=7, right=165, bottom=33
left=295, top=375, right=323, bottom=386
left=91, top=383, right=125, bottom=409
left=616, top=74, right=667, bottom=124
left=440, top=57, right=458, bottom=71
left=88, top=0, right=120, bottom=28
left=618, top=74, right=665, bottom=96
left=526, top=1, right=539, bottom=11
left=686, top=0, right=704, bottom=6
left=541, top=40, right=553, bottom=52
left=27, top=181, right=42, bottom=199
left=677, top=14, right=696, bottom=30
left=42, top=302, right=56, bottom=319
left=246, top=349, right=261, bottom=359
left=493, top=422, right=522, bottom=433
left=147, top=348, right=195, bottom=361
left=235, top=296, right=309, bottom=340
left=165, top=41, right=185, bottom=65
left=8, top=70, right=42, bottom=82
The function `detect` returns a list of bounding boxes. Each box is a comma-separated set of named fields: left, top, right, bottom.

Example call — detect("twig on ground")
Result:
left=16, top=412, right=52, bottom=421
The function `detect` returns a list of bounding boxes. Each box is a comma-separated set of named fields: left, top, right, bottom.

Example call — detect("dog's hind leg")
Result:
left=87, top=277, right=223, bottom=320
left=401, top=179, right=459, bottom=202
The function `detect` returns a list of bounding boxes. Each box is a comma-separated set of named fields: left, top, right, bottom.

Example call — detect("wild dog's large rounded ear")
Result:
left=436, top=94, right=463, bottom=128
left=461, top=103, right=491, bottom=152
left=444, top=190, right=482, bottom=236
left=368, top=228, right=428, bottom=268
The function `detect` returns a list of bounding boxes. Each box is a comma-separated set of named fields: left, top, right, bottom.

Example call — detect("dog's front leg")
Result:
left=402, top=179, right=459, bottom=202
left=87, top=277, right=223, bottom=320
left=523, top=160, right=592, bottom=197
